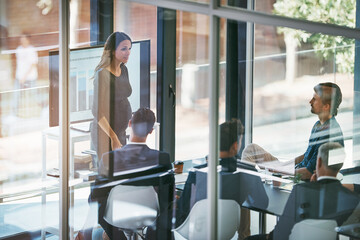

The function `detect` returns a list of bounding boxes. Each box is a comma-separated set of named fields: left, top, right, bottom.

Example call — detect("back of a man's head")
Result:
left=131, top=107, right=156, bottom=138
left=219, top=119, right=244, bottom=152
left=314, top=82, right=342, bottom=116
left=318, top=142, right=345, bottom=173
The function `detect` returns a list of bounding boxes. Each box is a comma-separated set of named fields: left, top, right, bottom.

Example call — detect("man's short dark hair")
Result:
left=314, top=82, right=342, bottom=116
left=220, top=119, right=244, bottom=152
left=131, top=108, right=155, bottom=137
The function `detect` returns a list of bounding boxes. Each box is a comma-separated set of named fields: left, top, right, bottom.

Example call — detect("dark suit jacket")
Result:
left=273, top=178, right=360, bottom=240
left=98, top=144, right=172, bottom=177
left=91, top=144, right=172, bottom=239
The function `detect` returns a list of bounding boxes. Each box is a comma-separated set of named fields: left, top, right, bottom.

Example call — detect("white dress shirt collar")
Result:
left=317, top=176, right=338, bottom=181
left=127, top=141, right=147, bottom=146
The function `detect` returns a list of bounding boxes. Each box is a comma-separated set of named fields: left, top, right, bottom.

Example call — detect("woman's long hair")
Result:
left=94, top=32, right=132, bottom=73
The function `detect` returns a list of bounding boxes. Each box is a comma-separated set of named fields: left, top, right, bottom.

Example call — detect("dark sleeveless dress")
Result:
left=90, top=65, right=132, bottom=161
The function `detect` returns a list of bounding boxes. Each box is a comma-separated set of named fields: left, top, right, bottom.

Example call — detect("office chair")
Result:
left=173, top=199, right=241, bottom=240
left=103, top=185, right=159, bottom=240
left=289, top=219, right=337, bottom=240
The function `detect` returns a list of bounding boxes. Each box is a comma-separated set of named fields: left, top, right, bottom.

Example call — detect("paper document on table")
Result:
left=76, top=170, right=97, bottom=181
left=70, top=121, right=91, bottom=132
left=240, top=159, right=295, bottom=175
left=259, top=160, right=295, bottom=175
left=175, top=173, right=188, bottom=184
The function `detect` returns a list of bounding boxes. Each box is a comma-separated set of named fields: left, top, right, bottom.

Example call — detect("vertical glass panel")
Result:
left=72, top=2, right=163, bottom=240
left=64, top=1, right=93, bottom=239
left=174, top=12, right=212, bottom=233
left=114, top=2, right=158, bottom=110
left=251, top=22, right=359, bottom=239
left=253, top=24, right=355, bottom=169
left=222, top=0, right=357, bottom=29
left=179, top=0, right=210, bottom=4
left=213, top=18, right=359, bottom=240
left=218, top=17, right=269, bottom=239
left=0, top=0, right=60, bottom=238
left=174, top=12, right=228, bottom=239
left=175, top=11, right=215, bottom=161
left=217, top=19, right=249, bottom=240
left=67, top=47, right=95, bottom=239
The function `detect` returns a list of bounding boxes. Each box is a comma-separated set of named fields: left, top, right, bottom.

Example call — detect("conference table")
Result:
left=176, top=161, right=360, bottom=238
left=175, top=160, right=293, bottom=234
left=196, top=167, right=293, bottom=234
left=68, top=158, right=360, bottom=238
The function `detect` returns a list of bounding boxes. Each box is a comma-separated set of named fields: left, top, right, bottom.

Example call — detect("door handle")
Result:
left=169, top=84, right=176, bottom=108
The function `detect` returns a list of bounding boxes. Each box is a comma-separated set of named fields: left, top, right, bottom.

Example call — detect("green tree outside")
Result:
left=273, top=0, right=355, bottom=73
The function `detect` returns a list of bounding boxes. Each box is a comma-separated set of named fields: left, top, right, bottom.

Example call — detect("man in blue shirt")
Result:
left=294, top=82, right=344, bottom=179
left=242, top=82, right=344, bottom=180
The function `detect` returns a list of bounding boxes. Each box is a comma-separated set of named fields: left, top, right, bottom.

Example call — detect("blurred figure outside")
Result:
left=13, top=34, right=38, bottom=116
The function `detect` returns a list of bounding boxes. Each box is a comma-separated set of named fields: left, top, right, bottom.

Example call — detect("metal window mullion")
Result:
left=129, top=0, right=210, bottom=15
left=245, top=0, right=254, bottom=146
left=208, top=0, right=220, bottom=239
left=59, top=0, right=70, bottom=239
left=354, top=0, right=360, bottom=165
left=129, top=0, right=360, bottom=40
left=212, top=6, right=360, bottom=40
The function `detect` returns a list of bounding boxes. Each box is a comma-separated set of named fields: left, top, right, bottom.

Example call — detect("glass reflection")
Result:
left=178, top=0, right=210, bottom=3
left=0, top=0, right=92, bottom=238
left=253, top=25, right=356, bottom=169
left=248, top=82, right=344, bottom=180
left=114, top=2, right=158, bottom=109
left=223, top=0, right=356, bottom=29
left=175, top=12, right=226, bottom=161
left=246, top=20, right=359, bottom=239
left=176, top=119, right=256, bottom=239
left=0, top=0, right=60, bottom=238
left=77, top=108, right=172, bottom=239
left=246, top=143, right=360, bottom=240
left=71, top=3, right=165, bottom=240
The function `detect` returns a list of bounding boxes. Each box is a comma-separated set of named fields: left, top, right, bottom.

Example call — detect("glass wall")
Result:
left=249, top=22, right=358, bottom=237
left=115, top=1, right=158, bottom=109
left=174, top=11, right=227, bottom=161
left=69, top=2, right=160, bottom=240
left=0, top=0, right=92, bottom=238
left=0, top=0, right=60, bottom=237
left=253, top=24, right=356, bottom=168
left=1, top=0, right=360, bottom=239
left=181, top=0, right=210, bottom=4
left=175, top=11, right=209, bottom=161
left=223, top=0, right=357, bottom=29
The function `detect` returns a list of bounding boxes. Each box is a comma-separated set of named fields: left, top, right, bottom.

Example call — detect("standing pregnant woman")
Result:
left=91, top=32, right=133, bottom=164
